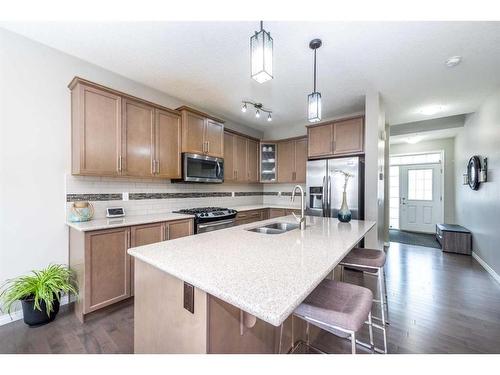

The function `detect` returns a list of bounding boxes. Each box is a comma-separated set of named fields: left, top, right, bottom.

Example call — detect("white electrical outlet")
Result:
left=231, top=192, right=235, bottom=198
left=278, top=191, right=281, bottom=197
left=122, top=192, right=129, bottom=201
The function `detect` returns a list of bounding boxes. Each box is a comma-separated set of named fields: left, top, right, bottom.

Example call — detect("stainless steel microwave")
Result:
left=181, top=153, right=224, bottom=183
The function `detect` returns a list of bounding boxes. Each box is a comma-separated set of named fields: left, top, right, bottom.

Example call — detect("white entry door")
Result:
left=400, top=164, right=443, bottom=233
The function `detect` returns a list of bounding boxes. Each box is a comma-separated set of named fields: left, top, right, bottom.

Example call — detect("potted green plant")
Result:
left=0, top=264, right=77, bottom=327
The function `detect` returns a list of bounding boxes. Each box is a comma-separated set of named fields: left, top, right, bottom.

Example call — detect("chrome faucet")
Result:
left=291, top=185, right=306, bottom=230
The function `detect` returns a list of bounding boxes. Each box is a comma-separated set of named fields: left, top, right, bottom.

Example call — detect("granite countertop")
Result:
left=128, top=215, right=375, bottom=326
left=67, top=213, right=195, bottom=232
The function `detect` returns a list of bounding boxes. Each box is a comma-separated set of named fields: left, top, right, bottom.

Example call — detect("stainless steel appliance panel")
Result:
left=196, top=219, right=235, bottom=234
left=182, top=153, right=224, bottom=183
left=306, top=159, right=328, bottom=217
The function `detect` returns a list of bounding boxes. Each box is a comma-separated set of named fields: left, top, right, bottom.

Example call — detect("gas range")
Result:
left=174, top=207, right=237, bottom=234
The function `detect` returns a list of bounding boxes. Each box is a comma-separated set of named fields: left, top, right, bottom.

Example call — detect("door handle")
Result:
left=327, top=176, right=332, bottom=213
left=321, top=177, right=327, bottom=216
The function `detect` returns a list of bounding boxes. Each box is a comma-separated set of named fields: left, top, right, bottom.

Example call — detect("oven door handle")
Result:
left=197, top=219, right=235, bottom=229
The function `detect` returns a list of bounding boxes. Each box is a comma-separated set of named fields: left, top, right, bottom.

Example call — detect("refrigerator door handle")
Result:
left=327, top=175, right=332, bottom=214
left=321, top=176, right=328, bottom=217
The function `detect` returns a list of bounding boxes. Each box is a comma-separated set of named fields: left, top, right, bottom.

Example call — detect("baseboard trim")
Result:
left=0, top=295, right=69, bottom=327
left=472, top=251, right=500, bottom=285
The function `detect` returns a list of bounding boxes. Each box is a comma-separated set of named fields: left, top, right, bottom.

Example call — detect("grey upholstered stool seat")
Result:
left=342, top=247, right=386, bottom=269
left=339, top=247, right=388, bottom=353
left=294, top=280, right=373, bottom=333
left=290, top=279, right=375, bottom=354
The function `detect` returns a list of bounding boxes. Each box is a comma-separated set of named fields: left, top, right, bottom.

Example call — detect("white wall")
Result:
left=364, top=90, right=386, bottom=250
left=454, top=88, right=500, bottom=275
left=390, top=137, right=457, bottom=224
left=0, top=28, right=262, bottom=302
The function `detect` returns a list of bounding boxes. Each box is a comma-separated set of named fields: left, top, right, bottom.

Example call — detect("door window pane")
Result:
left=389, top=166, right=400, bottom=229
left=390, top=153, right=441, bottom=166
left=408, top=169, right=433, bottom=200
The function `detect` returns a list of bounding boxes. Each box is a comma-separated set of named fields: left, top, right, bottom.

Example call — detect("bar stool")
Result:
left=282, top=279, right=375, bottom=354
left=339, top=247, right=388, bottom=353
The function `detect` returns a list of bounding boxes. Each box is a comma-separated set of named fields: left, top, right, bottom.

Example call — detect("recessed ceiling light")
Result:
left=418, top=105, right=445, bottom=116
left=445, top=56, right=462, bottom=67
left=406, top=134, right=424, bottom=144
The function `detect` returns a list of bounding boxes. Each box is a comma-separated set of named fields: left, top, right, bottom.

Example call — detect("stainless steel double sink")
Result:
left=246, top=222, right=300, bottom=235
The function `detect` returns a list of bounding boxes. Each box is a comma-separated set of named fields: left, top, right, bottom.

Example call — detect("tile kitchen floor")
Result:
left=1, top=242, right=499, bottom=354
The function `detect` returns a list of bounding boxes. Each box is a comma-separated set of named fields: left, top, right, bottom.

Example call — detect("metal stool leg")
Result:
left=382, top=267, right=390, bottom=324
left=377, top=267, right=386, bottom=327
left=306, top=321, right=310, bottom=346
left=351, top=332, right=356, bottom=354
left=368, top=312, right=374, bottom=351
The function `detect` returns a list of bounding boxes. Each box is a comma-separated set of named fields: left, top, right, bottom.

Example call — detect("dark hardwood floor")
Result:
left=1, top=242, right=499, bottom=354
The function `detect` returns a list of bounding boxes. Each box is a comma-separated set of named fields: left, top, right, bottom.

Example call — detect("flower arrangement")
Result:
left=334, top=169, right=354, bottom=193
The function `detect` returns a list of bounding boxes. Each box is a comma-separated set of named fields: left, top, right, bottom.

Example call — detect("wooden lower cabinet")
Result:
left=268, top=208, right=286, bottom=219
left=70, top=218, right=193, bottom=322
left=84, top=227, right=131, bottom=314
left=235, top=209, right=266, bottom=226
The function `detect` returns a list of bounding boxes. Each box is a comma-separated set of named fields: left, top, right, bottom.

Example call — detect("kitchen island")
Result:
left=128, top=215, right=375, bottom=353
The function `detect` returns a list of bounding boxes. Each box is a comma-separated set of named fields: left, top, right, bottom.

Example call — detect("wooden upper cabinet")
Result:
left=294, top=138, right=307, bottom=183
left=85, top=227, right=130, bottom=313
left=276, top=137, right=307, bottom=183
left=235, top=135, right=248, bottom=182
left=178, top=106, right=225, bottom=158
left=277, top=140, right=295, bottom=183
left=223, top=132, right=236, bottom=183
left=307, top=116, right=365, bottom=158
left=71, top=82, right=122, bottom=176
left=70, top=78, right=182, bottom=179
left=333, top=117, right=364, bottom=155
left=155, top=109, right=181, bottom=179
left=205, top=119, right=224, bottom=158
left=122, top=99, right=155, bottom=177
left=307, top=123, right=333, bottom=158
left=181, top=110, right=206, bottom=155
left=247, top=139, right=259, bottom=183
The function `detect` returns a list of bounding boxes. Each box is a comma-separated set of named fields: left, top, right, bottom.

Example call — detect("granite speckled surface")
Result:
left=67, top=213, right=194, bottom=232
left=128, top=215, right=375, bottom=326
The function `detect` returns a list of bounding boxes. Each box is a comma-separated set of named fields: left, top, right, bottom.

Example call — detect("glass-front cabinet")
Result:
left=260, top=142, right=277, bottom=183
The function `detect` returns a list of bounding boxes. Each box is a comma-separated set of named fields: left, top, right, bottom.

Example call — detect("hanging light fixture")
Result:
left=250, top=21, right=273, bottom=83
left=307, top=39, right=322, bottom=123
left=241, top=101, right=272, bottom=122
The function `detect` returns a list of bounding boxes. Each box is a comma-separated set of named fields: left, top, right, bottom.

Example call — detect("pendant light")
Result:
left=308, top=39, right=322, bottom=122
left=250, top=21, right=273, bottom=83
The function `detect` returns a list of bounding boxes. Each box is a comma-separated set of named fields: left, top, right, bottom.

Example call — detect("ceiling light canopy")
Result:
left=406, top=134, right=425, bottom=144
left=308, top=39, right=322, bottom=123
left=445, top=56, right=462, bottom=67
left=250, top=21, right=273, bottom=84
left=418, top=105, right=445, bottom=116
left=241, top=101, right=272, bottom=122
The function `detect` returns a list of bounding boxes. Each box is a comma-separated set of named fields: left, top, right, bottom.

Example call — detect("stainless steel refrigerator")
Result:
left=306, top=156, right=364, bottom=219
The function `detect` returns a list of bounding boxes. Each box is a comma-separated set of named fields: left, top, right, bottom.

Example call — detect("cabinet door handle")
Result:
left=118, top=156, right=123, bottom=172
left=152, top=159, right=155, bottom=174
left=127, top=230, right=131, bottom=248
left=156, top=160, right=160, bottom=175
left=165, top=224, right=170, bottom=240
left=207, top=141, right=210, bottom=154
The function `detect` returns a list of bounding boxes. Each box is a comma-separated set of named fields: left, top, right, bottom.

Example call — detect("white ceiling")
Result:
left=390, top=127, right=463, bottom=145
left=2, top=21, right=500, bottom=129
